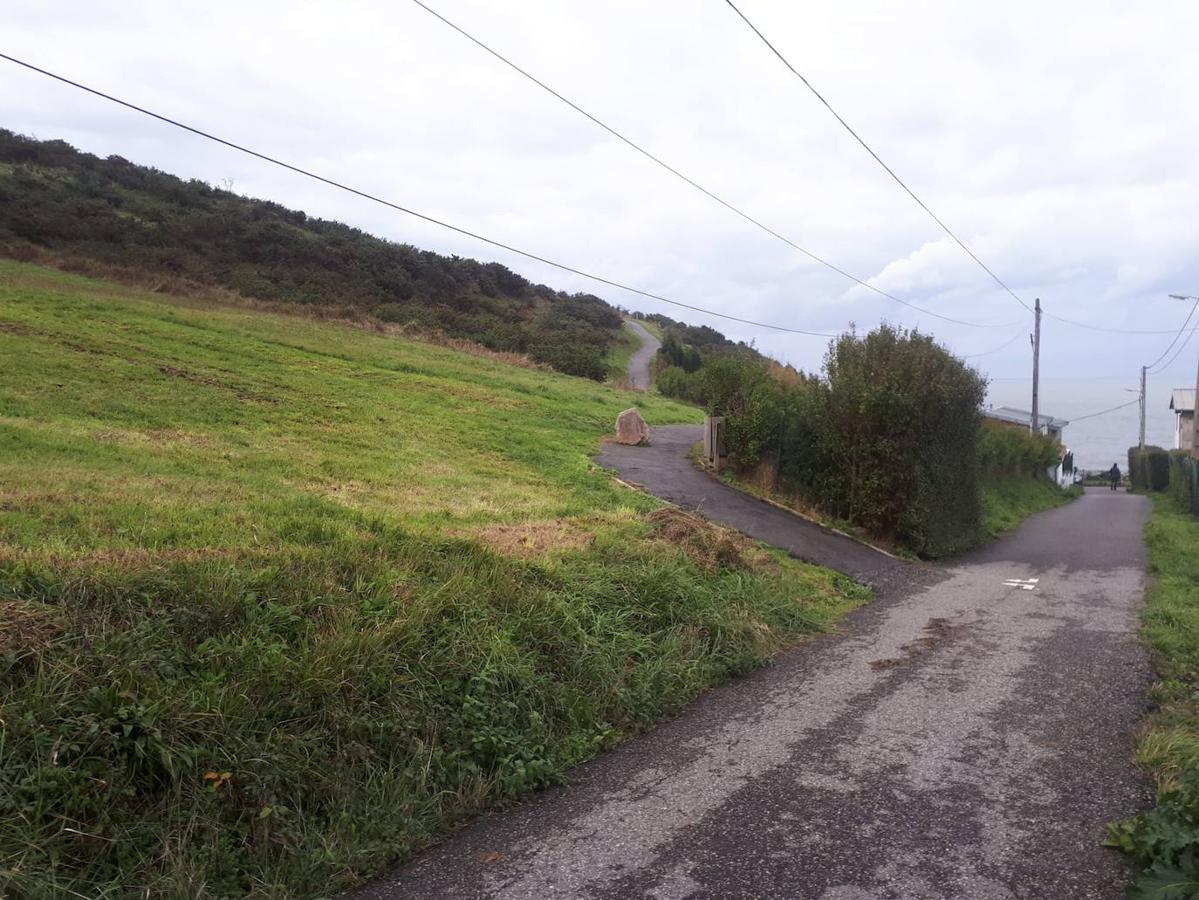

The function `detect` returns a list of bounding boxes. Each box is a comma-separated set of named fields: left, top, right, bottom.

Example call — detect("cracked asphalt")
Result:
left=348, top=436, right=1152, bottom=899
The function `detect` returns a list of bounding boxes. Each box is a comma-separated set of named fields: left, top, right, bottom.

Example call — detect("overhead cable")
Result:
left=0, top=51, right=835, bottom=337
left=723, top=0, right=1034, bottom=315
left=411, top=0, right=1017, bottom=330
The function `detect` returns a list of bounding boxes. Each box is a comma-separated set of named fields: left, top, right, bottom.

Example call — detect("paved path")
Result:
left=625, top=319, right=661, bottom=390
left=350, top=465, right=1151, bottom=897
left=600, top=424, right=904, bottom=585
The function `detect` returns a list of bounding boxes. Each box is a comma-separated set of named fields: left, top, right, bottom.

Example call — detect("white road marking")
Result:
left=1003, top=577, right=1039, bottom=591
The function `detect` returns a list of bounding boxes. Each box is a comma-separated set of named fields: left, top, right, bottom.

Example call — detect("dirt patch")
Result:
left=0, top=600, right=62, bottom=658
left=870, top=617, right=955, bottom=670
left=470, top=520, right=594, bottom=560
left=645, top=507, right=763, bottom=572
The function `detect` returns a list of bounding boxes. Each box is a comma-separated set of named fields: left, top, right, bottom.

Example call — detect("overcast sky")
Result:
left=6, top=0, right=1199, bottom=402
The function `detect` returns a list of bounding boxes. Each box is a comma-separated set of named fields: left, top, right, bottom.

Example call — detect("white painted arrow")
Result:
left=1003, top=577, right=1039, bottom=591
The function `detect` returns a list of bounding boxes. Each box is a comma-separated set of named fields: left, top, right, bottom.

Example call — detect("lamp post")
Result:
left=1168, top=294, right=1199, bottom=457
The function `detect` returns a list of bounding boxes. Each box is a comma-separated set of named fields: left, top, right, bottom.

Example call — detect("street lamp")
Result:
left=1168, top=294, right=1199, bottom=457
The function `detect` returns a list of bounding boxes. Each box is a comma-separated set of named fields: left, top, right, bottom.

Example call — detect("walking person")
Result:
left=1109, top=463, right=1121, bottom=491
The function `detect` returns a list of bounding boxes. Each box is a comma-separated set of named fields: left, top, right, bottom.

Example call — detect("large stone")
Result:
left=615, top=408, right=650, bottom=446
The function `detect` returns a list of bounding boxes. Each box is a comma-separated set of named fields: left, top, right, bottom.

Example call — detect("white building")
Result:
left=1171, top=389, right=1195, bottom=450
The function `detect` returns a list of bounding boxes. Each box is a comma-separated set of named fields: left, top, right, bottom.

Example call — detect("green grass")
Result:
left=1107, top=495, right=1199, bottom=898
left=604, top=319, right=642, bottom=382
left=0, top=261, right=867, bottom=898
left=980, top=475, right=1077, bottom=539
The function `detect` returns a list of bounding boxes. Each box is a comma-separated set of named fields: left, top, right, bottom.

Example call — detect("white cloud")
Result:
left=4, top=0, right=1199, bottom=384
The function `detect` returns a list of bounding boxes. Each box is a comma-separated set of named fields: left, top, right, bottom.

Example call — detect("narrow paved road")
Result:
left=625, top=319, right=661, bottom=390
left=350, top=444, right=1151, bottom=898
left=601, top=424, right=903, bottom=585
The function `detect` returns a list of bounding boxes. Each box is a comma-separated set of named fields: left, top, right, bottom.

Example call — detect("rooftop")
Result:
left=1171, top=388, right=1195, bottom=414
left=984, top=406, right=1070, bottom=430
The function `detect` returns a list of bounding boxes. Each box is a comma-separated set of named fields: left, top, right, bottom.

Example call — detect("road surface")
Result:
left=349, top=450, right=1151, bottom=898
left=625, top=319, right=661, bottom=390
left=599, top=424, right=904, bottom=585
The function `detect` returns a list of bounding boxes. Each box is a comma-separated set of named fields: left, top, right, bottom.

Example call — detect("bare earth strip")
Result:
left=350, top=467, right=1150, bottom=898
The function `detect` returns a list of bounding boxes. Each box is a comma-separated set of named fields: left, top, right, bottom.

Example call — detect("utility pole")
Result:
left=1140, top=366, right=1147, bottom=449
left=1030, top=298, right=1041, bottom=435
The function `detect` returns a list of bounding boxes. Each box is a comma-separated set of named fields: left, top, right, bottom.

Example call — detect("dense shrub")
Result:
left=813, top=327, right=986, bottom=556
left=1169, top=449, right=1199, bottom=515
left=701, top=326, right=987, bottom=557
left=1129, top=446, right=1171, bottom=492
left=0, top=129, right=624, bottom=379
left=978, top=423, right=1060, bottom=477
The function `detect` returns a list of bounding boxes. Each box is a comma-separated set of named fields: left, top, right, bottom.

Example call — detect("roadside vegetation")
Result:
left=0, top=261, right=867, bottom=898
left=658, top=326, right=1072, bottom=558
left=1108, top=495, right=1199, bottom=898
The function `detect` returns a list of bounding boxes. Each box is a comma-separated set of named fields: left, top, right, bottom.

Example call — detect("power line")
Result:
left=1146, top=296, right=1199, bottom=373
left=0, top=51, right=836, bottom=338
left=1068, top=397, right=1140, bottom=423
left=1043, top=309, right=1199, bottom=336
left=1152, top=314, right=1199, bottom=374
left=723, top=0, right=1035, bottom=316
left=961, top=329, right=1025, bottom=359
left=410, top=0, right=1017, bottom=330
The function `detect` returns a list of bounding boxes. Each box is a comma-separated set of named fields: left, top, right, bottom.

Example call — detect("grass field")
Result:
left=0, top=261, right=866, bottom=898
left=1108, top=495, right=1199, bottom=896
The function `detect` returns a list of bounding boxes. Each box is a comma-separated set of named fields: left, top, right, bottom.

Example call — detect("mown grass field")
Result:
left=0, top=261, right=866, bottom=898
left=1108, top=495, right=1199, bottom=897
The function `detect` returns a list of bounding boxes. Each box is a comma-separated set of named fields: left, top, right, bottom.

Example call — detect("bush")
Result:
left=1169, top=450, right=1199, bottom=515
left=693, top=357, right=789, bottom=470
left=979, top=423, right=1060, bottom=477
left=714, top=325, right=986, bottom=557
left=1129, top=446, right=1171, bottom=492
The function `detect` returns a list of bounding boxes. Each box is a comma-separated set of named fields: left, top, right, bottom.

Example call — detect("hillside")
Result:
left=0, top=261, right=865, bottom=897
left=0, top=129, right=632, bottom=380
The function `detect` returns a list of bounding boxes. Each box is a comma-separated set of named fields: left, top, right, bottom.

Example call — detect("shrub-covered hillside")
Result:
left=0, top=261, right=865, bottom=898
left=0, top=130, right=627, bottom=379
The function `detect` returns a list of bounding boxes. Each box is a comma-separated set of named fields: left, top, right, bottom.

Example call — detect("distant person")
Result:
left=1109, top=464, right=1121, bottom=491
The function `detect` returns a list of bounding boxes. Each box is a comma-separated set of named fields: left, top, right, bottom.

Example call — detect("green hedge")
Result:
left=1129, top=446, right=1170, bottom=492
left=1168, top=449, right=1199, bottom=515
left=978, top=423, right=1060, bottom=477
left=706, top=327, right=986, bottom=558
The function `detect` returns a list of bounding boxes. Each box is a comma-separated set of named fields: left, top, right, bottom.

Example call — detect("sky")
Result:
left=4, top=0, right=1199, bottom=441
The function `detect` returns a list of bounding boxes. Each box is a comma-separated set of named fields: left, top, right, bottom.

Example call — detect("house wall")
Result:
left=1177, top=411, right=1195, bottom=450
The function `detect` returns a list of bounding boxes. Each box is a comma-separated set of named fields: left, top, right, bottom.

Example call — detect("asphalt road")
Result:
left=599, top=425, right=904, bottom=586
left=350, top=459, right=1151, bottom=898
left=625, top=320, right=661, bottom=390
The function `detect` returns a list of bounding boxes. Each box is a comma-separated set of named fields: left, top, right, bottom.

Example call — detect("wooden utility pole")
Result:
left=1139, top=366, right=1147, bottom=449
left=1030, top=298, right=1041, bottom=434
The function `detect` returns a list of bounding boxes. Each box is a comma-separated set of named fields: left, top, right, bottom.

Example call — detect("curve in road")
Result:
left=625, top=319, right=661, bottom=390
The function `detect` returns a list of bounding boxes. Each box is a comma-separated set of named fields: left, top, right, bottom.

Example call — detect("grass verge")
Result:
left=1107, top=495, right=1199, bottom=898
left=0, top=260, right=867, bottom=898
left=980, top=475, right=1078, bottom=540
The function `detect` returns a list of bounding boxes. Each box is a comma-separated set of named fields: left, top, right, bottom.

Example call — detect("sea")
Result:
left=986, top=378, right=1183, bottom=474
